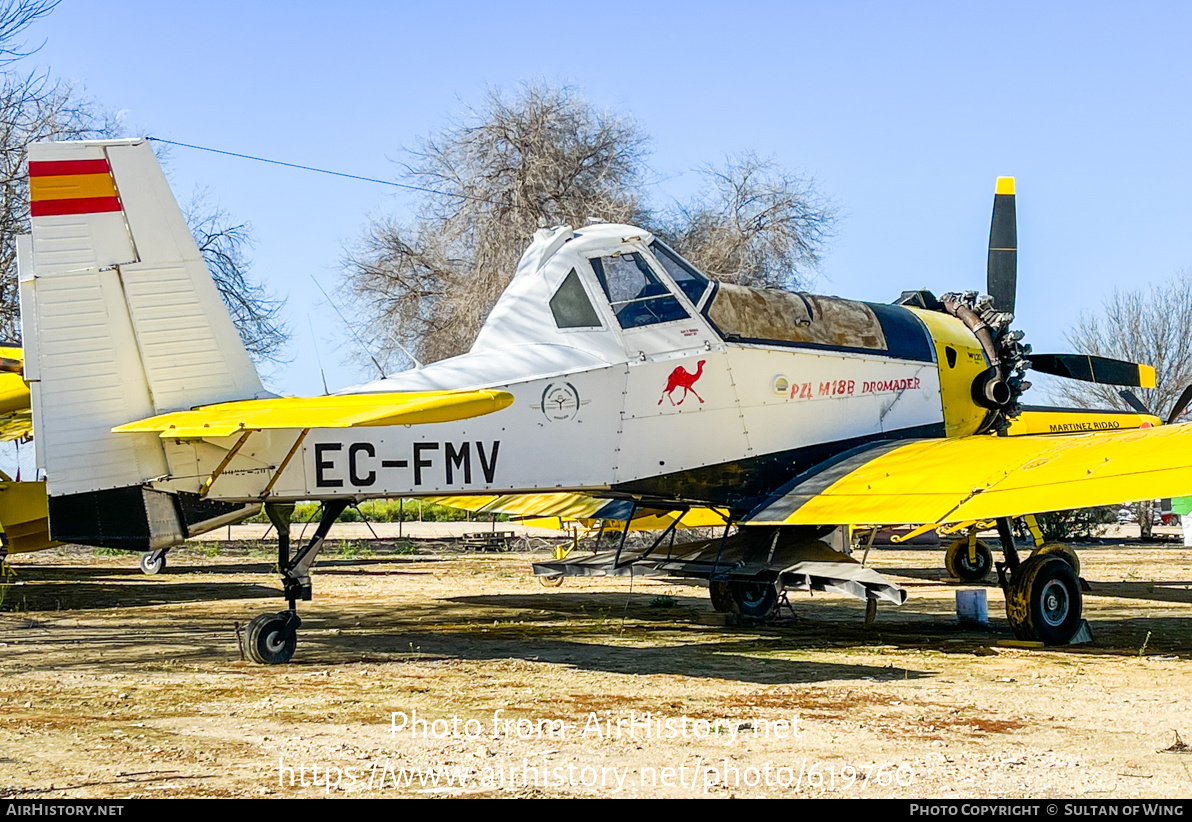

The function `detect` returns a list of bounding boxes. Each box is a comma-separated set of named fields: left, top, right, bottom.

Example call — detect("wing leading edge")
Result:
left=112, top=390, right=515, bottom=438
left=743, top=423, right=1192, bottom=526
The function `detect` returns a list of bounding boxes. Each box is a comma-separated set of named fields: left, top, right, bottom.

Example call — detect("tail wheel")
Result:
left=709, top=580, right=733, bottom=612
left=1032, top=542, right=1080, bottom=576
left=944, top=537, right=993, bottom=582
left=244, top=611, right=299, bottom=665
left=537, top=574, right=564, bottom=588
left=729, top=580, right=779, bottom=619
left=139, top=551, right=166, bottom=575
left=1005, top=554, right=1083, bottom=644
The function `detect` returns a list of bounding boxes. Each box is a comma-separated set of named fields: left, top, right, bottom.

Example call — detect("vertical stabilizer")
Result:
left=19, top=139, right=264, bottom=546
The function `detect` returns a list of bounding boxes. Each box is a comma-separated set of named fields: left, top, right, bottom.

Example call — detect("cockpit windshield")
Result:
left=589, top=252, right=689, bottom=329
left=649, top=240, right=711, bottom=307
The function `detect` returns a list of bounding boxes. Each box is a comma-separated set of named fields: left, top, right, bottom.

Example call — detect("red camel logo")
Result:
left=658, top=360, right=706, bottom=406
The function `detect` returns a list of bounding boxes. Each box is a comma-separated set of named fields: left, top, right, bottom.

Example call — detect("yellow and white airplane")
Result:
left=17, top=138, right=1192, bottom=663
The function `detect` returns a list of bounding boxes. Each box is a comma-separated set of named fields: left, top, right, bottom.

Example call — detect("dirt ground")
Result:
left=1, top=537, right=1192, bottom=799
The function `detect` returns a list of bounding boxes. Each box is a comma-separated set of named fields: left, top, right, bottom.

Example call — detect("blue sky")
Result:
left=25, top=0, right=1192, bottom=396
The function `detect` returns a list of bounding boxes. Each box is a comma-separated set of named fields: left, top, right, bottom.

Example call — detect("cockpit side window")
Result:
left=650, top=240, right=711, bottom=307
left=549, top=268, right=602, bottom=328
left=589, top=252, right=689, bottom=329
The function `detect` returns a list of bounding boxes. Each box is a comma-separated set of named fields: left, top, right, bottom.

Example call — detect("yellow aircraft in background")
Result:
left=0, top=344, right=55, bottom=562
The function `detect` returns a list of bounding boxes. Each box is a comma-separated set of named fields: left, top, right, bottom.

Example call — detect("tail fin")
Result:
left=19, top=139, right=264, bottom=548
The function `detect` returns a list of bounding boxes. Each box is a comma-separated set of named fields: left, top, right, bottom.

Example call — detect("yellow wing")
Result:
left=429, top=492, right=729, bottom=530
left=113, top=390, right=514, bottom=438
left=0, top=344, right=31, bottom=441
left=744, top=423, right=1192, bottom=527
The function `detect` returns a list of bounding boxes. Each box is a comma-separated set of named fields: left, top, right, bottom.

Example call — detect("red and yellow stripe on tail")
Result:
left=29, top=158, right=121, bottom=217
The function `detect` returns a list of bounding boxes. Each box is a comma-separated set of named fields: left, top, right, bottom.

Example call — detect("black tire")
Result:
left=729, top=580, right=779, bottom=619
left=709, top=580, right=733, bottom=612
left=944, top=538, right=992, bottom=582
left=139, top=551, right=166, bottom=575
left=1005, top=554, right=1083, bottom=645
left=1032, top=542, right=1080, bottom=576
left=245, top=612, right=298, bottom=665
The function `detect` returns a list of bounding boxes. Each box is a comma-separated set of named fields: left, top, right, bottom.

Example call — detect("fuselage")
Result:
left=185, top=224, right=1002, bottom=515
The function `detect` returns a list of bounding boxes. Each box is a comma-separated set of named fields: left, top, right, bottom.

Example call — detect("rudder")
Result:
left=19, top=139, right=265, bottom=548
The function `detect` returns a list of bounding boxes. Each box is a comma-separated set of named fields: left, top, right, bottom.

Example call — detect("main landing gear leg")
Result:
left=993, top=516, right=1020, bottom=589
left=997, top=516, right=1084, bottom=645
left=243, top=500, right=350, bottom=665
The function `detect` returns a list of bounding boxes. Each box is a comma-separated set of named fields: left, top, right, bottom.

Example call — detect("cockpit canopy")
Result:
left=470, top=223, right=931, bottom=365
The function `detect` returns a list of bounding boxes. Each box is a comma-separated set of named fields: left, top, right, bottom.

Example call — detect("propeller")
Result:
left=1118, top=390, right=1152, bottom=416
left=987, top=177, right=1017, bottom=315
left=1123, top=384, right=1192, bottom=425
left=1168, top=384, right=1192, bottom=424
left=936, top=177, right=1159, bottom=433
left=982, top=177, right=1154, bottom=390
left=1027, top=354, right=1156, bottom=389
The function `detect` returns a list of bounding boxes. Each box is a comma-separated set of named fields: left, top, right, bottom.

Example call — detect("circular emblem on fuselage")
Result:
left=541, top=382, right=581, bottom=421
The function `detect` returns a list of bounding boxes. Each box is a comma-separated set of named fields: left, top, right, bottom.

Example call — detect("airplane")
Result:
left=17, top=137, right=1192, bottom=665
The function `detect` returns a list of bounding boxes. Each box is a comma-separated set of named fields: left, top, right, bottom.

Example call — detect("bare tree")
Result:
left=1050, top=270, right=1192, bottom=537
left=1052, top=270, right=1192, bottom=419
left=344, top=83, right=838, bottom=369
left=346, top=84, right=648, bottom=367
left=0, top=0, right=56, bottom=66
left=653, top=154, right=837, bottom=290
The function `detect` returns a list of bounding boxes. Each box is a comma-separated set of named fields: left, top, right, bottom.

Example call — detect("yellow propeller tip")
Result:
left=995, top=177, right=1016, bottom=195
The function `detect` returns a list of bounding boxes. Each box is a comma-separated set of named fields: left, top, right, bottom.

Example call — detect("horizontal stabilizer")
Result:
left=113, top=390, right=514, bottom=438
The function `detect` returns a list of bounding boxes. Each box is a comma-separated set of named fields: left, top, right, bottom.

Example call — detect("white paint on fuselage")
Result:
left=182, top=223, right=946, bottom=503
left=191, top=343, right=942, bottom=502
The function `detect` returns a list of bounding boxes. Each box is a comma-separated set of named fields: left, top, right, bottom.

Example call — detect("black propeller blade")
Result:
left=1030, top=353, right=1156, bottom=388
left=1167, top=384, right=1192, bottom=424
left=1117, top=385, right=1192, bottom=425
left=1118, top=390, right=1152, bottom=416
left=987, top=176, right=1017, bottom=315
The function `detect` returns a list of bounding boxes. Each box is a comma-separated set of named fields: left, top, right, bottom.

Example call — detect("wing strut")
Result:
left=199, top=431, right=253, bottom=498
left=261, top=429, right=310, bottom=499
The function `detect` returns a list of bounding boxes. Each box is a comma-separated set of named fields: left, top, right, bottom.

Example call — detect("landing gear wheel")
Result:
left=729, top=581, right=779, bottom=619
left=944, top=537, right=993, bottom=582
left=1005, top=554, right=1083, bottom=645
left=1032, top=542, right=1080, bottom=576
left=537, top=574, right=564, bottom=588
left=245, top=611, right=299, bottom=665
left=709, top=580, right=733, bottom=613
left=139, top=551, right=166, bottom=575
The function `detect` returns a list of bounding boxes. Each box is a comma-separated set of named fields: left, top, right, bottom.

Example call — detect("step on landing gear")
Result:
left=241, top=499, right=349, bottom=665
